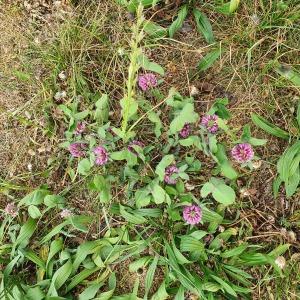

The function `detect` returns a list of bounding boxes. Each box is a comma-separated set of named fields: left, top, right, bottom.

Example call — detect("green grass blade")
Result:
left=251, top=113, right=290, bottom=139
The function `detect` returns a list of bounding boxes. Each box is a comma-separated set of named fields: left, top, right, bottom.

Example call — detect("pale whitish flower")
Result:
left=58, top=71, right=67, bottom=80
left=117, top=48, right=125, bottom=56
left=4, top=203, right=18, bottom=218
left=60, top=209, right=73, bottom=218
left=275, top=256, right=286, bottom=269
left=240, top=188, right=251, bottom=197
left=54, top=91, right=67, bottom=101
left=252, top=160, right=262, bottom=169
left=251, top=14, right=260, bottom=26
left=190, top=85, right=199, bottom=96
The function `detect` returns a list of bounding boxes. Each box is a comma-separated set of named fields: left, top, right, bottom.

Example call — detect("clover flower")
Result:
left=138, top=73, right=158, bottom=91
left=4, top=203, right=18, bottom=218
left=183, top=205, right=202, bottom=225
left=69, top=143, right=86, bottom=158
left=60, top=209, right=73, bottom=218
left=128, top=140, right=144, bottom=155
left=164, top=165, right=179, bottom=185
left=201, top=114, right=218, bottom=133
left=231, top=143, right=254, bottom=163
left=75, top=122, right=86, bottom=135
left=179, top=123, right=191, bottom=138
left=94, top=146, right=109, bottom=166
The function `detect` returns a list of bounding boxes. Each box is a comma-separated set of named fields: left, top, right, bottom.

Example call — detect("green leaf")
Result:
left=94, top=94, right=109, bottom=124
left=47, top=238, right=63, bottom=267
left=67, top=267, right=104, bottom=292
left=155, top=155, right=174, bottom=181
left=169, top=5, right=188, bottom=38
left=174, top=286, right=185, bottom=300
left=151, top=184, right=169, bottom=204
left=169, top=103, right=198, bottom=135
left=211, top=275, right=237, bottom=297
left=74, top=110, right=89, bottom=120
left=129, top=257, right=151, bottom=272
left=151, top=281, right=168, bottom=300
left=268, top=244, right=290, bottom=257
left=251, top=113, right=290, bottom=139
left=44, top=195, right=65, bottom=208
left=148, top=111, right=162, bottom=138
left=40, top=220, right=70, bottom=244
left=214, top=144, right=238, bottom=180
left=201, top=282, right=221, bottom=292
left=28, top=205, right=42, bottom=219
left=23, top=249, right=46, bottom=269
left=229, top=0, right=240, bottom=13
left=193, top=9, right=214, bottom=44
left=126, top=0, right=155, bottom=12
left=73, top=241, right=100, bottom=272
left=171, top=240, right=190, bottom=264
left=144, top=256, right=159, bottom=298
left=25, top=287, right=45, bottom=300
left=77, top=158, right=91, bottom=175
left=135, top=189, right=151, bottom=208
left=180, top=236, right=205, bottom=253
left=138, top=54, right=164, bottom=76
left=79, top=283, right=103, bottom=300
left=50, top=259, right=73, bottom=290
left=15, top=218, right=37, bottom=247
left=198, top=47, right=222, bottom=72
left=275, top=64, right=300, bottom=87
left=144, top=21, right=167, bottom=38
left=19, top=189, right=49, bottom=207
left=119, top=205, right=147, bottom=224
left=221, top=244, right=248, bottom=258
left=201, top=178, right=235, bottom=205
left=297, top=101, right=300, bottom=127
left=70, top=215, right=93, bottom=232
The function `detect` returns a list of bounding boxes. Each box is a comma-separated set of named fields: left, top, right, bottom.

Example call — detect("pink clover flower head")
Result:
left=69, top=143, right=86, bottom=158
left=138, top=73, right=158, bottom=91
left=231, top=143, right=254, bottom=163
left=4, top=202, right=19, bottom=218
left=75, top=122, right=86, bottom=135
left=183, top=205, right=202, bottom=225
left=60, top=209, right=73, bottom=218
left=179, top=123, right=191, bottom=138
left=201, top=114, right=218, bottom=133
left=94, top=146, right=109, bottom=166
left=128, top=140, right=144, bottom=155
left=164, top=165, right=179, bottom=185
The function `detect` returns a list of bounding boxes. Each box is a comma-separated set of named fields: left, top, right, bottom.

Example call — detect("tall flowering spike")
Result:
left=138, top=73, right=158, bottom=91
left=60, top=208, right=73, bottom=218
left=4, top=202, right=19, bottom=218
left=94, top=146, right=109, bottom=166
left=128, top=140, right=144, bottom=155
left=179, top=123, right=191, bottom=138
left=201, top=114, right=218, bottom=134
left=69, top=143, right=86, bottom=158
left=183, top=205, right=202, bottom=225
left=231, top=143, right=254, bottom=163
left=164, top=165, right=179, bottom=185
left=75, top=122, right=86, bottom=135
